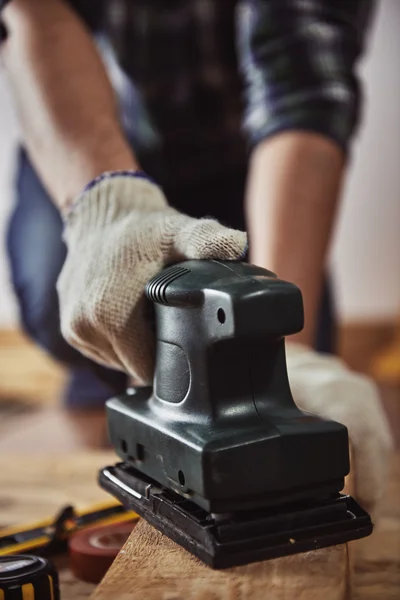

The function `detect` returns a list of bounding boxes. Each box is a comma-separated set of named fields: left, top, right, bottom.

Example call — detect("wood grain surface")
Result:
left=0, top=453, right=115, bottom=527
left=93, top=453, right=400, bottom=600
left=1, top=440, right=399, bottom=600
left=349, top=453, right=400, bottom=600
left=2, top=451, right=399, bottom=600
left=0, top=452, right=116, bottom=600
left=0, top=332, right=399, bottom=599
left=92, top=519, right=349, bottom=600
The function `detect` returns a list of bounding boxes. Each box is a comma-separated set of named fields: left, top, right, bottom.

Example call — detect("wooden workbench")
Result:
left=1, top=330, right=398, bottom=599
left=0, top=452, right=114, bottom=600
left=92, top=452, right=400, bottom=600
left=1, top=451, right=399, bottom=600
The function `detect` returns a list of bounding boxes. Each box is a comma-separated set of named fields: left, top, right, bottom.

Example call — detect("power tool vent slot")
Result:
left=146, top=266, right=191, bottom=304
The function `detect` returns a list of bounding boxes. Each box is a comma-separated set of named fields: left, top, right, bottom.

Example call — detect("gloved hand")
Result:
left=57, top=172, right=247, bottom=384
left=286, top=342, right=393, bottom=517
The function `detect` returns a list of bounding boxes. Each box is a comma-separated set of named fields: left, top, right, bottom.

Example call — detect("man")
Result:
left=0, top=0, right=392, bottom=515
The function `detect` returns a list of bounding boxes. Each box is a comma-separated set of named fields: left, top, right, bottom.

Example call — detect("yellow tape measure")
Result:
left=0, top=499, right=138, bottom=556
left=0, top=555, right=59, bottom=600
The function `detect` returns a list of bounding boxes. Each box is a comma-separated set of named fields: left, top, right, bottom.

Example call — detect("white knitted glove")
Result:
left=286, top=342, right=393, bottom=516
left=57, top=173, right=247, bottom=384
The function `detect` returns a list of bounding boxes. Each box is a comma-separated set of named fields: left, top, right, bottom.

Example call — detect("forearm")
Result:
left=1, top=0, right=138, bottom=212
left=238, top=0, right=374, bottom=346
left=246, top=132, right=345, bottom=346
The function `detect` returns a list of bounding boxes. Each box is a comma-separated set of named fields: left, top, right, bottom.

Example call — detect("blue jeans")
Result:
left=6, top=149, right=335, bottom=408
left=7, top=149, right=128, bottom=408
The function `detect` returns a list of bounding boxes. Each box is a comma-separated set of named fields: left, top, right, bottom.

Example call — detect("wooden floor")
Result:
left=0, top=329, right=399, bottom=599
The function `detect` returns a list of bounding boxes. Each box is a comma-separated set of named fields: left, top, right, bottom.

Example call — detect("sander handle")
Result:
left=145, top=260, right=304, bottom=418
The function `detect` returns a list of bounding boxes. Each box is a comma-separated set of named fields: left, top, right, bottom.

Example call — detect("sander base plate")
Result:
left=99, top=462, right=373, bottom=569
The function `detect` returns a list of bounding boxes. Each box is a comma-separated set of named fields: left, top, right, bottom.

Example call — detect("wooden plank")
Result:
left=92, top=520, right=349, bottom=600
left=0, top=331, right=398, bottom=600
left=0, top=441, right=398, bottom=600
left=349, top=452, right=400, bottom=600
left=92, top=455, right=400, bottom=600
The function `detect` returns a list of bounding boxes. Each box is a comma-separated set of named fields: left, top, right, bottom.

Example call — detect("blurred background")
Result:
left=0, top=4, right=398, bottom=597
left=0, top=0, right=399, bottom=445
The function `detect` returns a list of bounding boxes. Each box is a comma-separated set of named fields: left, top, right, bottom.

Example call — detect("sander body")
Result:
left=99, top=260, right=372, bottom=568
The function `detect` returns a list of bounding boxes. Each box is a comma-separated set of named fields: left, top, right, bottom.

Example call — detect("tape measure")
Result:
left=0, top=555, right=59, bottom=600
left=0, top=499, right=138, bottom=556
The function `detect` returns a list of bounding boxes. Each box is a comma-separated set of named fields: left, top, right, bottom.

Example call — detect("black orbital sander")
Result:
left=99, top=260, right=372, bottom=569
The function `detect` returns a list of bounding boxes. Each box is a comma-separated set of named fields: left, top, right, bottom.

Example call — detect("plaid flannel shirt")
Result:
left=1, top=0, right=375, bottom=186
